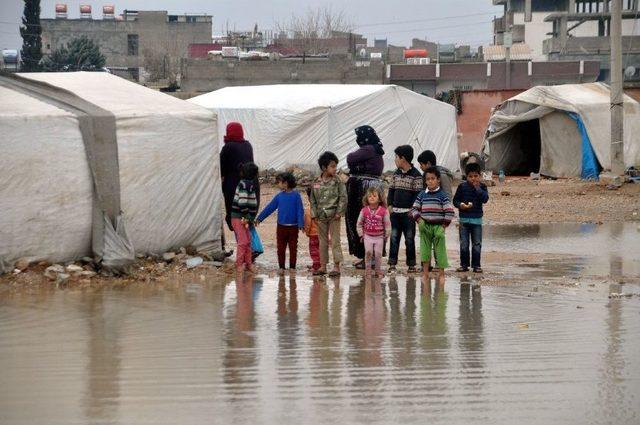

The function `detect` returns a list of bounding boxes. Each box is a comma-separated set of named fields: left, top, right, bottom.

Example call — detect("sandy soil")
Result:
left=481, top=177, right=640, bottom=224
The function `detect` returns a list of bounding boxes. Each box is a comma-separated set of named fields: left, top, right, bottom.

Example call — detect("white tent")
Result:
left=0, top=72, right=222, bottom=273
left=482, top=83, right=640, bottom=178
left=189, top=84, right=459, bottom=171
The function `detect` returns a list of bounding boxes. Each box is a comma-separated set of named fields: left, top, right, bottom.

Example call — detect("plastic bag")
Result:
left=250, top=226, right=264, bottom=254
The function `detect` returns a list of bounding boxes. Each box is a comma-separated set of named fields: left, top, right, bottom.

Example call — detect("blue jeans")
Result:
left=389, top=213, right=416, bottom=267
left=459, top=222, right=482, bottom=269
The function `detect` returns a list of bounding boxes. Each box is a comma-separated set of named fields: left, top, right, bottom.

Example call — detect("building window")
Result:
left=186, top=16, right=197, bottom=23
left=127, top=34, right=138, bottom=56
left=168, top=15, right=178, bottom=22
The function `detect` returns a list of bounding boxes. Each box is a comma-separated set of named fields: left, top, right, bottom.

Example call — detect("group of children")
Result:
left=229, top=146, right=489, bottom=283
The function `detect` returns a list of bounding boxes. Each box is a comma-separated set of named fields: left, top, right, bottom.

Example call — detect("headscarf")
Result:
left=224, top=122, right=245, bottom=143
left=355, top=125, right=384, bottom=155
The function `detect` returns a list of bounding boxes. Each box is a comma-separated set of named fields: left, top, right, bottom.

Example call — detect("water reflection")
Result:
left=1, top=273, right=639, bottom=425
left=223, top=276, right=259, bottom=398
left=81, top=291, right=122, bottom=424
left=458, top=283, right=485, bottom=390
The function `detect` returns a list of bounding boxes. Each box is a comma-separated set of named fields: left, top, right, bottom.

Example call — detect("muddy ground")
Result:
left=1, top=178, right=639, bottom=290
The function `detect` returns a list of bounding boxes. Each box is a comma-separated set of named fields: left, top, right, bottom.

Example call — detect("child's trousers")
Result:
left=419, top=221, right=449, bottom=269
left=277, top=224, right=299, bottom=269
left=318, top=219, right=343, bottom=266
left=308, top=235, right=320, bottom=270
left=231, top=218, right=252, bottom=268
left=364, top=234, right=384, bottom=272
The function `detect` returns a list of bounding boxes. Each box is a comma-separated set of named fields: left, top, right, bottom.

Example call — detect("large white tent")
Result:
left=0, top=72, right=222, bottom=273
left=189, top=84, right=459, bottom=171
left=481, top=83, right=640, bottom=178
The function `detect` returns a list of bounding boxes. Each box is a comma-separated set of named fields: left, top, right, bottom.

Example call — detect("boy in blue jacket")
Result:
left=452, top=163, right=489, bottom=273
left=255, top=172, right=304, bottom=273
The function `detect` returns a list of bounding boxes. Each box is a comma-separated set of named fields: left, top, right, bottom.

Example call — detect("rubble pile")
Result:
left=5, top=246, right=228, bottom=286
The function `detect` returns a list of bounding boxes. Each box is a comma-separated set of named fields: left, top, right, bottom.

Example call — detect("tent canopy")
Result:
left=482, top=83, right=640, bottom=177
left=189, top=84, right=459, bottom=171
left=0, top=72, right=222, bottom=272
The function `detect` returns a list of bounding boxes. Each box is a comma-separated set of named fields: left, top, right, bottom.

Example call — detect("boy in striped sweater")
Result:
left=410, top=166, right=455, bottom=285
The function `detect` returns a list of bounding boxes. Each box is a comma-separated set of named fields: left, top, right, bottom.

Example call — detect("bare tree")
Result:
left=142, top=35, right=182, bottom=85
left=274, top=5, right=354, bottom=55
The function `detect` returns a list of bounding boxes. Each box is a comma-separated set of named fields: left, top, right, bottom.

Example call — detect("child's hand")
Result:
left=416, top=217, right=423, bottom=224
left=254, top=220, right=260, bottom=227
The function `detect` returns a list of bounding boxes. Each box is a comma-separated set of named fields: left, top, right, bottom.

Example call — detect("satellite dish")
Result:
left=625, top=66, right=637, bottom=78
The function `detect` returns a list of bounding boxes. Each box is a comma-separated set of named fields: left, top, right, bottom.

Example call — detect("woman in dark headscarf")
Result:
left=220, top=122, right=260, bottom=253
left=345, top=125, right=385, bottom=269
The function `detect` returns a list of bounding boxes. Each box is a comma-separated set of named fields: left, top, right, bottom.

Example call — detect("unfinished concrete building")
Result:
left=492, top=0, right=640, bottom=82
left=41, top=4, right=212, bottom=82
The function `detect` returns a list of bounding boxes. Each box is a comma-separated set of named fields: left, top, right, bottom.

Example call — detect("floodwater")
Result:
left=1, top=223, right=640, bottom=425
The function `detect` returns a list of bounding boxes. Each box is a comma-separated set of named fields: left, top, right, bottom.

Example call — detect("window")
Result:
left=168, top=15, right=178, bottom=22
left=186, top=16, right=197, bottom=23
left=127, top=34, right=138, bottom=56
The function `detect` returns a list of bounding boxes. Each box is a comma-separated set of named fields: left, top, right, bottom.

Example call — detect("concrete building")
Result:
left=387, top=60, right=599, bottom=95
left=41, top=5, right=212, bottom=82
left=491, top=0, right=640, bottom=82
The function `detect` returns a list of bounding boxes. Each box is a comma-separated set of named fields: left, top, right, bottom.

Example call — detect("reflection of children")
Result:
left=255, top=172, right=304, bottom=273
left=304, top=188, right=321, bottom=272
left=356, top=187, right=391, bottom=277
left=310, top=151, right=347, bottom=277
left=452, top=163, right=489, bottom=273
left=410, top=166, right=454, bottom=285
left=231, top=162, right=259, bottom=273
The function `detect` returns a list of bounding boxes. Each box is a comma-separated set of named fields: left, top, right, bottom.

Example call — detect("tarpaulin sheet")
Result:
left=0, top=72, right=222, bottom=271
left=189, top=84, right=459, bottom=172
left=482, top=83, right=640, bottom=178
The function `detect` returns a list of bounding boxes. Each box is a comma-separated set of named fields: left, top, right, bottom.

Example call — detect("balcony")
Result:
left=544, top=35, right=640, bottom=55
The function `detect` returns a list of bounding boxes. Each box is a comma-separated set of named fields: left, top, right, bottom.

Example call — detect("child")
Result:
left=231, top=162, right=260, bottom=273
left=417, top=150, right=454, bottom=200
left=304, top=187, right=321, bottom=272
left=310, top=151, right=347, bottom=277
left=255, top=172, right=304, bottom=273
left=387, top=145, right=423, bottom=273
left=452, top=162, right=489, bottom=273
left=356, top=187, right=391, bottom=277
left=410, top=166, right=455, bottom=285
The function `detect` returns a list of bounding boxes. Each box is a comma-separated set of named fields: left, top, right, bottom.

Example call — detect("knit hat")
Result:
left=224, top=122, right=244, bottom=142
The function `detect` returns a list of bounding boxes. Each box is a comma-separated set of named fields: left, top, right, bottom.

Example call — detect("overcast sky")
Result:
left=1, top=0, right=502, bottom=50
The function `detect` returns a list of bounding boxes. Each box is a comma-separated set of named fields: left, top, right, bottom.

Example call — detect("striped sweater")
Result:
left=410, top=188, right=455, bottom=226
left=231, top=179, right=259, bottom=222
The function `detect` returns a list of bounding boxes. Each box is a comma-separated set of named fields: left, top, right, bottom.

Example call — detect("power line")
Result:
left=361, top=19, right=493, bottom=36
left=353, top=11, right=498, bottom=29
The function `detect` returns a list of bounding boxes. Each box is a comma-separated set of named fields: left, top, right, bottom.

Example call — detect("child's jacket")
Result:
left=310, top=176, right=347, bottom=221
left=231, top=179, right=258, bottom=222
left=452, top=181, right=489, bottom=219
left=356, top=206, right=391, bottom=238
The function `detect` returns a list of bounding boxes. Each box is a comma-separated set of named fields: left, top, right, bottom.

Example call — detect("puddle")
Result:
left=448, top=222, right=640, bottom=278
left=1, top=275, right=639, bottom=425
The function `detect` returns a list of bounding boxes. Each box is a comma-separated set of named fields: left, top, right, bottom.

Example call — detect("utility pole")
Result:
left=610, top=0, right=624, bottom=175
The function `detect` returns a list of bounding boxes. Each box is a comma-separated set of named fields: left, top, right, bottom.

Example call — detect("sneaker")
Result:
left=354, top=260, right=365, bottom=270
left=473, top=267, right=483, bottom=274
left=407, top=266, right=418, bottom=273
left=456, top=267, right=470, bottom=272
left=388, top=265, right=397, bottom=273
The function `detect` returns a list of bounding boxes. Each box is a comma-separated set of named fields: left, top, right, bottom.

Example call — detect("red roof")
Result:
left=188, top=43, right=224, bottom=58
